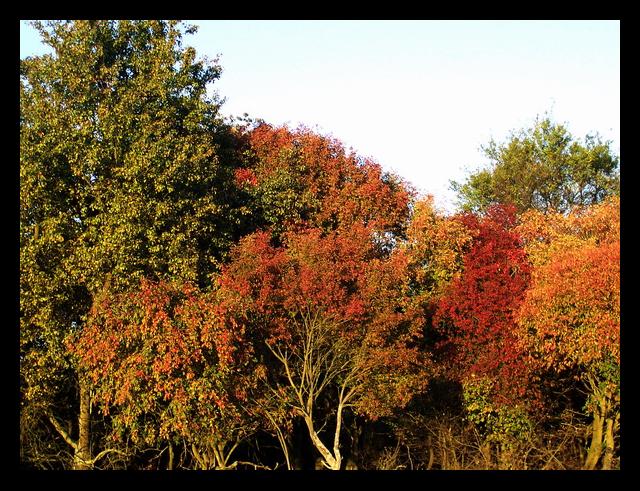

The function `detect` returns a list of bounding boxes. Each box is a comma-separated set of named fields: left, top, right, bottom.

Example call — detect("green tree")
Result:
left=20, top=20, right=247, bottom=469
left=451, top=116, right=619, bottom=214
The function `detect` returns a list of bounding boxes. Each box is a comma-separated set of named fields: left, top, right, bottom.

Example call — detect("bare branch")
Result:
left=46, top=414, right=77, bottom=451
left=229, top=460, right=274, bottom=470
left=90, top=448, right=129, bottom=466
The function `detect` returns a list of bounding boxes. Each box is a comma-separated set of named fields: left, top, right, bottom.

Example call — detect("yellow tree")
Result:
left=516, top=197, right=620, bottom=469
left=403, top=195, right=475, bottom=299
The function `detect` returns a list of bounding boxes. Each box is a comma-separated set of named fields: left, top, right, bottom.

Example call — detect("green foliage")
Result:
left=253, top=162, right=319, bottom=239
left=583, top=356, right=620, bottom=415
left=20, top=19, right=248, bottom=464
left=463, top=377, right=532, bottom=443
left=451, top=116, right=619, bottom=214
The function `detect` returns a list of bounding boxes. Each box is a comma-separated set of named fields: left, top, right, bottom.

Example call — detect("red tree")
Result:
left=239, top=123, right=412, bottom=240
left=216, top=224, right=429, bottom=469
left=433, top=205, right=532, bottom=405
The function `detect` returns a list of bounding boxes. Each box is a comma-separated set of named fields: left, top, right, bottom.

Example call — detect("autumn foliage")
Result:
left=217, top=225, right=428, bottom=419
left=516, top=197, right=619, bottom=372
left=404, top=196, right=475, bottom=295
left=433, top=205, right=532, bottom=405
left=69, top=279, right=260, bottom=468
left=519, top=242, right=619, bottom=372
left=20, top=20, right=620, bottom=471
left=239, top=123, right=412, bottom=238
left=516, top=198, right=620, bottom=469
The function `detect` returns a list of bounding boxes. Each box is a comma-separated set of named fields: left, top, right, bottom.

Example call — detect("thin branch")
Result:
left=47, top=414, right=77, bottom=451
left=267, top=341, right=305, bottom=408
left=222, top=440, right=240, bottom=468
left=90, top=448, right=129, bottom=466
left=259, top=403, right=292, bottom=470
left=229, top=460, right=273, bottom=470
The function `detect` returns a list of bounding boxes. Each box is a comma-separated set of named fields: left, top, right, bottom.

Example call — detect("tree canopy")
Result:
left=20, top=20, right=620, bottom=471
left=20, top=19, right=249, bottom=469
left=451, top=117, right=619, bottom=214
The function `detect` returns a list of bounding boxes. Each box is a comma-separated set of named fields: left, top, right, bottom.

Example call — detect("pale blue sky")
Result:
left=20, top=20, right=620, bottom=211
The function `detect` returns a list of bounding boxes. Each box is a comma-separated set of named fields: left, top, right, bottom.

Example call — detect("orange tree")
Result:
left=516, top=197, right=620, bottom=469
left=215, top=224, right=429, bottom=469
left=68, top=278, right=263, bottom=469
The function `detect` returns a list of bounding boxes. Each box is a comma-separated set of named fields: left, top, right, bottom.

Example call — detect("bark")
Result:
left=73, top=381, right=92, bottom=470
left=48, top=381, right=93, bottom=470
left=426, top=435, right=435, bottom=470
left=584, top=396, right=604, bottom=470
left=167, top=443, right=174, bottom=470
left=47, top=414, right=77, bottom=451
left=192, top=444, right=209, bottom=469
left=304, top=415, right=341, bottom=470
left=602, top=416, right=615, bottom=470
left=332, top=402, right=344, bottom=470
left=498, top=442, right=513, bottom=470
left=480, top=441, right=492, bottom=469
left=68, top=276, right=111, bottom=470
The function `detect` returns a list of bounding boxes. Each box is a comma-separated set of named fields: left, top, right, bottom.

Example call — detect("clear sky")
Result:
left=20, top=20, right=620, bottom=212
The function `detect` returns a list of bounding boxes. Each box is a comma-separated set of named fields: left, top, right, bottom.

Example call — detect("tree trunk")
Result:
left=497, top=442, right=513, bottom=470
left=602, top=416, right=615, bottom=470
left=167, top=443, right=174, bottom=470
left=192, top=444, right=210, bottom=469
left=332, top=402, right=345, bottom=469
left=350, top=418, right=363, bottom=467
left=303, top=415, right=341, bottom=470
left=584, top=396, right=605, bottom=470
left=480, top=441, right=492, bottom=469
left=73, top=380, right=92, bottom=470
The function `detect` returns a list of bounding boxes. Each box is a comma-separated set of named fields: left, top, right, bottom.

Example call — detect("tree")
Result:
left=68, top=279, right=261, bottom=469
left=451, top=116, right=619, bottom=214
left=433, top=205, right=532, bottom=401
left=216, top=226, right=429, bottom=469
left=236, top=123, right=413, bottom=245
left=403, top=195, right=476, bottom=301
left=20, top=20, right=247, bottom=468
left=516, top=197, right=620, bottom=469
left=432, top=205, right=533, bottom=467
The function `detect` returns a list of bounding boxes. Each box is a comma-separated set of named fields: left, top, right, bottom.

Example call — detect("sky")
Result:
left=20, top=20, right=620, bottom=212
